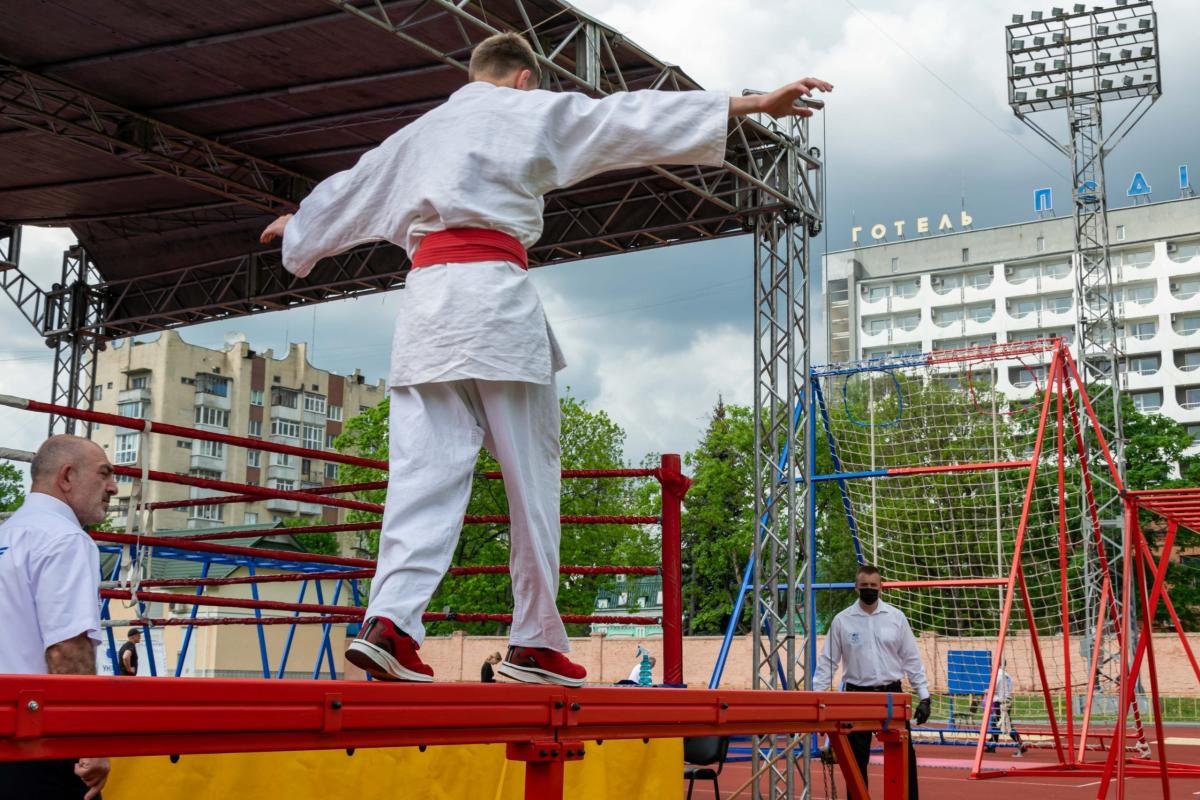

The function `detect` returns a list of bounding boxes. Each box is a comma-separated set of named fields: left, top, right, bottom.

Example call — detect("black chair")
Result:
left=683, top=735, right=730, bottom=800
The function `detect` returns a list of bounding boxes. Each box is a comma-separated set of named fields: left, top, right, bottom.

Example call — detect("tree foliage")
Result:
left=333, top=391, right=657, bottom=636
left=0, top=463, right=24, bottom=513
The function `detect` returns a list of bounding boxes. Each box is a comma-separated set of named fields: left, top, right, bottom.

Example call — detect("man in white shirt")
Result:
left=0, top=435, right=115, bottom=799
left=985, top=662, right=1028, bottom=756
left=813, top=565, right=930, bottom=800
left=262, top=32, right=832, bottom=686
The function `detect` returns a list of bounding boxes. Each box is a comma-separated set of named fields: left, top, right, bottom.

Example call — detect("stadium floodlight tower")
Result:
left=1005, top=0, right=1160, bottom=716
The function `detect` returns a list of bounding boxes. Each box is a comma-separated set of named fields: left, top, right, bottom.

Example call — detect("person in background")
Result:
left=985, top=662, right=1029, bottom=757
left=481, top=651, right=503, bottom=683
left=0, top=435, right=115, bottom=799
left=117, top=628, right=141, bottom=677
left=812, top=564, right=930, bottom=800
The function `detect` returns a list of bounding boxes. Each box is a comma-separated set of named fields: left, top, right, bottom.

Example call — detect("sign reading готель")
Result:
left=851, top=211, right=974, bottom=244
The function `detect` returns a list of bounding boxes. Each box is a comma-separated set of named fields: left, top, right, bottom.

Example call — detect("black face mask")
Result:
left=858, top=588, right=880, bottom=605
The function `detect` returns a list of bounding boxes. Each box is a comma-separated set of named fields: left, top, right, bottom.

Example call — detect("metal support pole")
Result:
left=45, top=245, right=104, bottom=436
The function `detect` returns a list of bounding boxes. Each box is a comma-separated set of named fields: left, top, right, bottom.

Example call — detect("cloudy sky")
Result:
left=3, top=0, right=1198, bottom=474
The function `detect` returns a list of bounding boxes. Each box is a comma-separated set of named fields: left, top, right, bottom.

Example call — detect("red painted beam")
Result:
left=0, top=677, right=909, bottom=763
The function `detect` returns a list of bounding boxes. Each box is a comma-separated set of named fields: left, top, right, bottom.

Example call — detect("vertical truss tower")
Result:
left=751, top=117, right=822, bottom=800
left=1005, top=0, right=1160, bottom=706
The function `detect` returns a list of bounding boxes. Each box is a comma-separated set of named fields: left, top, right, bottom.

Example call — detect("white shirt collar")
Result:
left=848, top=600, right=890, bottom=617
left=22, top=492, right=84, bottom=528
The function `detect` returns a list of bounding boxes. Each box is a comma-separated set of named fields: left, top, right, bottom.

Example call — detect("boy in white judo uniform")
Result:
left=261, top=33, right=831, bottom=686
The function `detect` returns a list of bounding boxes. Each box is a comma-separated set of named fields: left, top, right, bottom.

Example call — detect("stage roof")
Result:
left=0, top=1, right=796, bottom=337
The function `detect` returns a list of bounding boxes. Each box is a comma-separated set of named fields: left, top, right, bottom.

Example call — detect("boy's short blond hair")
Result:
left=468, top=32, right=541, bottom=85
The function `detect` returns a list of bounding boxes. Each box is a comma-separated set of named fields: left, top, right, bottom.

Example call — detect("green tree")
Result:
left=277, top=515, right=342, bottom=557
left=333, top=392, right=656, bottom=636
left=0, top=463, right=24, bottom=513
left=676, top=399, right=755, bottom=635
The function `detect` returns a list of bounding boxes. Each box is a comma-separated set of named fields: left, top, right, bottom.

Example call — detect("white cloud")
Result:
left=542, top=283, right=751, bottom=460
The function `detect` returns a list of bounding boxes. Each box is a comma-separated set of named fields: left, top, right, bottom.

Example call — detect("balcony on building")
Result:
left=1173, top=312, right=1200, bottom=338
left=265, top=497, right=300, bottom=514
left=270, top=387, right=302, bottom=422
left=1178, top=385, right=1200, bottom=412
left=195, top=374, right=232, bottom=411
left=118, top=387, right=151, bottom=405
left=1167, top=239, right=1200, bottom=266
left=1175, top=349, right=1200, bottom=375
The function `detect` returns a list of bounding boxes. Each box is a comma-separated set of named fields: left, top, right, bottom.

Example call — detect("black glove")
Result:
left=914, top=697, right=931, bottom=726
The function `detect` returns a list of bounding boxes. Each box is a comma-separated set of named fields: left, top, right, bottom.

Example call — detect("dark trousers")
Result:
left=0, top=759, right=93, bottom=800
left=845, top=681, right=918, bottom=800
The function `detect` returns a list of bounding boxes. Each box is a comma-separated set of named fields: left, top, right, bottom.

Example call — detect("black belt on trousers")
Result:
left=844, top=681, right=902, bottom=692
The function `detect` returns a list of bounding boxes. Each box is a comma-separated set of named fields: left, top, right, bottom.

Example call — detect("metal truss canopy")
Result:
left=0, top=0, right=799, bottom=338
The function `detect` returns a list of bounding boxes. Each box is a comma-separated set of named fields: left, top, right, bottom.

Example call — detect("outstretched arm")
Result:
left=729, top=78, right=833, bottom=119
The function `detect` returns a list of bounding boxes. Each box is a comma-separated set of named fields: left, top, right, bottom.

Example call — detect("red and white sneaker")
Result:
left=345, top=616, right=434, bottom=682
left=497, top=645, right=587, bottom=687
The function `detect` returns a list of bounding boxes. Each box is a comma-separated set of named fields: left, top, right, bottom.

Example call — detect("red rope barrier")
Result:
left=91, top=531, right=374, bottom=568
left=146, top=480, right=389, bottom=511
left=113, top=465, right=383, bottom=513
left=449, top=565, right=659, bottom=576
left=117, top=616, right=361, bottom=627
left=176, top=522, right=382, bottom=542
left=101, top=590, right=658, bottom=626
left=105, top=570, right=375, bottom=589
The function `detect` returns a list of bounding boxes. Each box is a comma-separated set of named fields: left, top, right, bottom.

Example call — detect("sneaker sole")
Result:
left=346, top=639, right=434, bottom=682
left=496, top=660, right=585, bottom=688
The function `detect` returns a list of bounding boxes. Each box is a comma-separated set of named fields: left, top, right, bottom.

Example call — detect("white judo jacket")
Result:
left=281, top=81, right=730, bottom=388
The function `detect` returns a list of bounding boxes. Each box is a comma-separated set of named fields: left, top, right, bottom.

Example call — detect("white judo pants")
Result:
left=365, top=378, right=569, bottom=652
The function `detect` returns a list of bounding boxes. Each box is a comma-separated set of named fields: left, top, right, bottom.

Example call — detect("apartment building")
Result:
left=824, top=196, right=1200, bottom=447
left=91, top=331, right=386, bottom=532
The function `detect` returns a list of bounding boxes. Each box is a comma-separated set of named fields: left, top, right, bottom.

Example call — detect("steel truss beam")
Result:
left=751, top=113, right=818, bottom=800
left=0, top=223, right=47, bottom=332
left=46, top=246, right=104, bottom=436
left=0, top=61, right=311, bottom=214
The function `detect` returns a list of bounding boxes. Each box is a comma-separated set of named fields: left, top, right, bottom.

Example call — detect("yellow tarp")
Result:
left=104, top=739, right=681, bottom=799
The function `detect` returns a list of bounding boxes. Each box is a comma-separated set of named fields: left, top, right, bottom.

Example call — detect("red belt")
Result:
left=411, top=228, right=528, bottom=270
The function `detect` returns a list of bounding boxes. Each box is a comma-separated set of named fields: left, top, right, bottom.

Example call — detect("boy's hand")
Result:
left=758, top=78, right=834, bottom=118
left=260, top=213, right=293, bottom=244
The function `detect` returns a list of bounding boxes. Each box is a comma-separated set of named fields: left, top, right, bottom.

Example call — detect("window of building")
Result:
left=115, top=433, right=139, bottom=465
left=324, top=463, right=338, bottom=480
left=247, top=419, right=262, bottom=437
left=1122, top=283, right=1155, bottom=304
left=247, top=450, right=261, bottom=468
left=194, top=406, right=230, bottom=428
left=1043, top=261, right=1070, bottom=278
left=1177, top=350, right=1200, bottom=371
left=270, top=387, right=299, bottom=408
left=1008, top=264, right=1040, bottom=283
left=93, top=386, right=103, bottom=402
left=890, top=257, right=899, bottom=273
left=965, top=270, right=993, bottom=290
left=244, top=512, right=259, bottom=525
left=894, top=278, right=919, bottom=298
left=327, top=405, right=343, bottom=421
left=1178, top=386, right=1200, bottom=410
left=1130, top=390, right=1162, bottom=412
left=301, top=458, right=313, bottom=476
left=1035, top=236, right=1045, bottom=253
left=1177, top=313, right=1200, bottom=336
left=1185, top=423, right=1200, bottom=444
left=967, top=303, right=994, bottom=323
left=250, top=389, right=264, bottom=406
left=934, top=307, right=965, bottom=326
left=1119, top=248, right=1154, bottom=268
left=270, top=451, right=292, bottom=467
left=196, top=439, right=224, bottom=459
left=862, top=284, right=890, bottom=302
left=1127, top=319, right=1157, bottom=340
left=302, top=424, right=324, bottom=451
left=303, top=393, right=327, bottom=415
left=1170, top=277, right=1200, bottom=301
left=115, top=473, right=133, bottom=484
left=1115, top=224, right=1126, bottom=241
left=1009, top=297, right=1040, bottom=318
left=325, top=433, right=336, bottom=448
left=177, top=439, right=192, bottom=449
left=863, top=317, right=890, bottom=335
left=128, top=373, right=150, bottom=390
left=636, top=596, right=647, bottom=608
left=117, top=400, right=145, bottom=419
left=271, top=479, right=295, bottom=491
left=1045, top=295, right=1073, bottom=314
left=190, top=504, right=224, bottom=522
left=1008, top=365, right=1046, bottom=388
left=189, top=468, right=223, bottom=482
left=894, top=312, right=920, bottom=332
left=1127, top=354, right=1160, bottom=375
left=597, top=598, right=608, bottom=609
left=961, top=247, right=970, bottom=263
left=271, top=418, right=301, bottom=438
left=180, top=376, right=195, bottom=386
left=195, top=374, right=229, bottom=397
